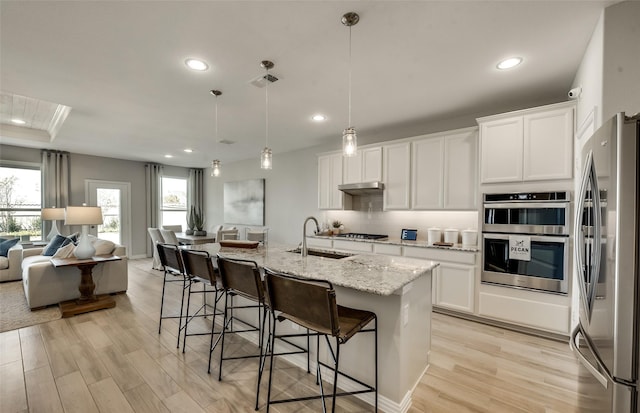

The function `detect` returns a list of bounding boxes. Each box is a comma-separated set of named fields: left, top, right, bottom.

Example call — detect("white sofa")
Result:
left=21, top=243, right=128, bottom=309
left=0, top=244, right=23, bottom=282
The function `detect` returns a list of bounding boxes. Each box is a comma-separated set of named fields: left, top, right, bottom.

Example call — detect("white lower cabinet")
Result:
left=373, top=243, right=402, bottom=256
left=332, top=239, right=373, bottom=253
left=478, top=284, right=571, bottom=334
left=403, top=246, right=477, bottom=314
left=433, top=263, right=475, bottom=313
left=306, top=237, right=333, bottom=249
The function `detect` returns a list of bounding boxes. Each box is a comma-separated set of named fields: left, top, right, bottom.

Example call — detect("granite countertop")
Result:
left=186, top=243, right=438, bottom=296
left=311, top=234, right=480, bottom=252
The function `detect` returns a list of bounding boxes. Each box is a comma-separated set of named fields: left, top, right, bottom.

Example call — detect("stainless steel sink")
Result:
left=287, top=248, right=353, bottom=259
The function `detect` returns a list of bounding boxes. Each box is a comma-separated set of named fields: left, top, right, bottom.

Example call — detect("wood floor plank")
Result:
left=19, top=330, right=49, bottom=372
left=163, top=390, right=206, bottom=413
left=123, top=383, right=171, bottom=413
left=125, top=348, right=182, bottom=400
left=69, top=340, right=112, bottom=385
left=97, top=344, right=145, bottom=392
left=88, top=377, right=136, bottom=413
left=0, top=359, right=28, bottom=412
left=0, top=329, right=21, bottom=366
left=55, top=370, right=99, bottom=413
left=24, top=365, right=64, bottom=413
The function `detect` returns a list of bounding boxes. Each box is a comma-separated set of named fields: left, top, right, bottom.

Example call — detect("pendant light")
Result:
left=260, top=60, right=274, bottom=170
left=210, top=89, right=222, bottom=177
left=342, top=12, right=359, bottom=157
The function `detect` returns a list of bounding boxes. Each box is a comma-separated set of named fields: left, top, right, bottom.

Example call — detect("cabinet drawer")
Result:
left=333, top=240, right=373, bottom=253
left=373, top=243, right=402, bottom=256
left=402, top=246, right=476, bottom=265
left=306, top=237, right=332, bottom=249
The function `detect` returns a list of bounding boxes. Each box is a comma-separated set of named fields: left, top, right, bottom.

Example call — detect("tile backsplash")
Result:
left=320, top=209, right=478, bottom=241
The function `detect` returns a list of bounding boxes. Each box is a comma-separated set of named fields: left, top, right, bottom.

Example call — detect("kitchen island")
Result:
left=187, top=243, right=438, bottom=413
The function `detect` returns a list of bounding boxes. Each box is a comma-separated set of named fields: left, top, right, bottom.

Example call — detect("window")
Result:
left=160, top=176, right=187, bottom=231
left=0, top=165, right=42, bottom=241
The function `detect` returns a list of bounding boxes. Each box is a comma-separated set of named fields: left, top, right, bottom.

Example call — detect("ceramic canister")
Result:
left=444, top=229, right=459, bottom=244
left=427, top=228, right=442, bottom=245
left=462, top=229, right=478, bottom=246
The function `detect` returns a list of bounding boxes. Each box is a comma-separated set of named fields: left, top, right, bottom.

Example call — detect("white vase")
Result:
left=74, top=226, right=95, bottom=259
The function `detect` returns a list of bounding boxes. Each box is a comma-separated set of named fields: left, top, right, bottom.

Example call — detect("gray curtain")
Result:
left=145, top=163, right=163, bottom=257
left=187, top=168, right=204, bottom=216
left=41, top=150, right=70, bottom=236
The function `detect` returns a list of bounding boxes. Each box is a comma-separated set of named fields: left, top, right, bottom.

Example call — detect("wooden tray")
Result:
left=219, top=240, right=260, bottom=249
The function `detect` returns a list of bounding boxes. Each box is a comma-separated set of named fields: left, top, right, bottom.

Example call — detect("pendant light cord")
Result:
left=265, top=66, right=269, bottom=148
left=348, top=24, right=352, bottom=127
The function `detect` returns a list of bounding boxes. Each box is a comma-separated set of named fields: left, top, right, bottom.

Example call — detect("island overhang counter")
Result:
left=186, top=243, right=438, bottom=413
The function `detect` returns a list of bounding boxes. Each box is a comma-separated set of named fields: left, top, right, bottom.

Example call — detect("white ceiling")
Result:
left=0, top=1, right=612, bottom=168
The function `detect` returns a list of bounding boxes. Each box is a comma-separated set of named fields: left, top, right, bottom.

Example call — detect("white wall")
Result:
left=602, top=1, right=640, bottom=120
left=204, top=143, right=333, bottom=245
left=572, top=12, right=604, bottom=129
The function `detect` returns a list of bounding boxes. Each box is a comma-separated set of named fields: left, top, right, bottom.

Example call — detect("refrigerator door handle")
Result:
left=570, top=325, right=609, bottom=389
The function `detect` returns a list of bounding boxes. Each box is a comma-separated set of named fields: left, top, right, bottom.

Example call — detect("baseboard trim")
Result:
left=433, top=307, right=569, bottom=342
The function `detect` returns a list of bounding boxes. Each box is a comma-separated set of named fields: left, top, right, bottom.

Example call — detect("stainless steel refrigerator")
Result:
left=572, top=112, right=640, bottom=413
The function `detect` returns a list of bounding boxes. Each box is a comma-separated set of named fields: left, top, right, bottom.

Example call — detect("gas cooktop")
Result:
left=336, top=233, right=389, bottom=240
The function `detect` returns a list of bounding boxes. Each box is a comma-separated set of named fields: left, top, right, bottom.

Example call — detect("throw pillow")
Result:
left=42, top=235, right=73, bottom=256
left=52, top=243, right=75, bottom=259
left=0, top=238, right=19, bottom=257
left=92, top=238, right=115, bottom=255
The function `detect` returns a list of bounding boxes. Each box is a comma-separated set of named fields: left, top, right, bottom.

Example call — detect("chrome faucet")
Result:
left=301, top=216, right=320, bottom=257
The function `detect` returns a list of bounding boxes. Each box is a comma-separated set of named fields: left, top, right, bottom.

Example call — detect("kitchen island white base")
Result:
left=217, top=270, right=432, bottom=413
left=189, top=243, right=436, bottom=412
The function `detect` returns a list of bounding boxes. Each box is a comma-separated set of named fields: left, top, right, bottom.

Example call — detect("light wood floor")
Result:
left=0, top=258, right=586, bottom=413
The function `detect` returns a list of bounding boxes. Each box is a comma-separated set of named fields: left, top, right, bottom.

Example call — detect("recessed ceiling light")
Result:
left=312, top=114, right=327, bottom=122
left=185, top=58, right=209, bottom=71
left=164, top=154, right=173, bottom=158
left=11, top=118, right=26, bottom=125
left=497, top=57, right=523, bottom=70
left=183, top=148, right=193, bottom=153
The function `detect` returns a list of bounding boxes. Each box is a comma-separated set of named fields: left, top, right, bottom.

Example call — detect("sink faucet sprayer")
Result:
left=301, top=216, right=320, bottom=257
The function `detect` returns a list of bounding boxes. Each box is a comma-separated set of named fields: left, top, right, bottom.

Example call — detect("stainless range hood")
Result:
left=338, top=181, right=385, bottom=196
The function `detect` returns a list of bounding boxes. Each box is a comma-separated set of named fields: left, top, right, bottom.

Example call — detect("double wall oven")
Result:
left=482, top=191, right=570, bottom=294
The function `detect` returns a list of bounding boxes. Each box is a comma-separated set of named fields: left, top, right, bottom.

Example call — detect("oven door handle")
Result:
left=482, top=233, right=568, bottom=244
left=483, top=202, right=570, bottom=209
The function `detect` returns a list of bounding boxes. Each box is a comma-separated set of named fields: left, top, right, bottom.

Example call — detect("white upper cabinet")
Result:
left=383, top=142, right=411, bottom=210
left=411, top=128, right=478, bottom=210
left=444, top=129, right=478, bottom=209
left=522, top=107, right=574, bottom=181
left=411, top=137, right=444, bottom=209
left=343, top=147, right=382, bottom=184
left=479, top=102, right=574, bottom=184
left=318, top=153, right=344, bottom=210
left=479, top=117, right=523, bottom=183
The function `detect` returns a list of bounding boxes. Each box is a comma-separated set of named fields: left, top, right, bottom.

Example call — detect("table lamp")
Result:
left=64, top=205, right=103, bottom=259
left=41, top=207, right=66, bottom=241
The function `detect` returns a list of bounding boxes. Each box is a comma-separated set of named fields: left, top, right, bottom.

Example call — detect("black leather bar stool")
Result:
left=179, top=249, right=224, bottom=353
left=156, top=243, right=189, bottom=348
left=263, top=268, right=378, bottom=412
left=214, top=256, right=269, bottom=410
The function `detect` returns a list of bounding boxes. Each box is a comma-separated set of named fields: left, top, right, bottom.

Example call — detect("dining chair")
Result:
left=162, top=225, right=183, bottom=233
left=160, top=229, right=181, bottom=246
left=147, top=228, right=165, bottom=270
left=263, top=268, right=378, bottom=413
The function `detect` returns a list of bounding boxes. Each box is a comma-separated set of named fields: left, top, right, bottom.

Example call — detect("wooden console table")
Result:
left=51, top=255, right=122, bottom=317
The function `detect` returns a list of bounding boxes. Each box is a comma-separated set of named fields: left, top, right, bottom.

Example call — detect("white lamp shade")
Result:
left=64, top=206, right=103, bottom=225
left=41, top=207, right=65, bottom=221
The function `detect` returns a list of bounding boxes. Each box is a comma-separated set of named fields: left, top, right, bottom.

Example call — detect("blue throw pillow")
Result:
left=0, top=238, right=19, bottom=257
left=42, top=235, right=74, bottom=256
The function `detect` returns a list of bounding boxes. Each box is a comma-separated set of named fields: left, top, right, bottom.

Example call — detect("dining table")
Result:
left=175, top=232, right=217, bottom=245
